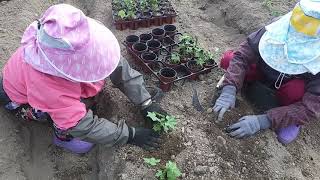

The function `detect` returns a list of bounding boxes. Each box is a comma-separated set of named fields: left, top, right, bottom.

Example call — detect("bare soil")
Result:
left=1, top=0, right=320, bottom=180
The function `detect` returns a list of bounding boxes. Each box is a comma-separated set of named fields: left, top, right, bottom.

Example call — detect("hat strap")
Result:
left=274, top=73, right=286, bottom=89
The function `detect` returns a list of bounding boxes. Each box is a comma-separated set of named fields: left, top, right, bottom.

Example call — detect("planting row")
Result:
left=125, top=25, right=218, bottom=91
left=112, top=0, right=177, bottom=30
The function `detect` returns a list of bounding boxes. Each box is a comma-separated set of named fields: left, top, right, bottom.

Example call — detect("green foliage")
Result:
left=155, top=161, right=181, bottom=180
left=117, top=10, right=127, bottom=19
left=150, top=0, right=159, bottom=11
left=144, top=158, right=161, bottom=166
left=170, top=52, right=181, bottom=64
left=262, top=0, right=281, bottom=17
left=147, top=112, right=177, bottom=133
left=194, top=47, right=206, bottom=66
left=140, top=0, right=148, bottom=12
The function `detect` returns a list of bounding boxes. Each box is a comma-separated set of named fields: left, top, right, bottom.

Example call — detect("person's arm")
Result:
left=223, top=28, right=265, bottom=90
left=68, top=110, right=129, bottom=146
left=267, top=78, right=320, bottom=130
left=109, top=56, right=151, bottom=106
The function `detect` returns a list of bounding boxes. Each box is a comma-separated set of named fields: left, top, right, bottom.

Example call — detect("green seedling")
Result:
left=117, top=10, right=127, bottom=19
left=194, top=47, right=206, bottom=66
left=170, top=52, right=181, bottom=64
left=150, top=0, right=159, bottom=11
left=155, top=161, right=182, bottom=180
left=144, top=157, right=161, bottom=166
left=140, top=0, right=148, bottom=12
left=147, top=112, right=177, bottom=133
left=262, top=0, right=281, bottom=17
left=127, top=10, right=136, bottom=19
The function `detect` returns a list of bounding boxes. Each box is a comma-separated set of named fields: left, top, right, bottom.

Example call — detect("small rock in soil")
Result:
left=194, top=166, right=208, bottom=175
left=171, top=155, right=175, bottom=160
left=206, top=108, right=213, bottom=113
left=217, top=136, right=227, bottom=146
left=184, top=142, right=192, bottom=146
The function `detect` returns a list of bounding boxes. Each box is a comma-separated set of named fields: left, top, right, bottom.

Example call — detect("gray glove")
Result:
left=213, top=85, right=236, bottom=121
left=226, top=114, right=271, bottom=139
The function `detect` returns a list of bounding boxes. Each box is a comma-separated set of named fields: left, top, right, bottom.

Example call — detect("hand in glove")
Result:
left=127, top=127, right=160, bottom=150
left=141, top=102, right=167, bottom=121
left=213, top=85, right=236, bottom=121
left=226, top=114, right=271, bottom=139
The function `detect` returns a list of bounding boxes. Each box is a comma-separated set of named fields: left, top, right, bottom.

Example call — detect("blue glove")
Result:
left=213, top=85, right=236, bottom=121
left=226, top=114, right=271, bottom=139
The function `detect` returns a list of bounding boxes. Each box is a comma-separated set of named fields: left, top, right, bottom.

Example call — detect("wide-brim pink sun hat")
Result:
left=21, top=4, right=121, bottom=82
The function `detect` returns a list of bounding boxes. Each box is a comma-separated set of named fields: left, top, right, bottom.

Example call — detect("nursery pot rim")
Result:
left=159, top=67, right=177, bottom=80
left=164, top=24, right=177, bottom=32
left=139, top=33, right=153, bottom=42
left=132, top=42, right=148, bottom=53
left=141, top=52, right=158, bottom=62
left=152, top=28, right=165, bottom=36
left=186, top=60, right=204, bottom=72
left=126, top=35, right=140, bottom=44
left=147, top=39, right=162, bottom=48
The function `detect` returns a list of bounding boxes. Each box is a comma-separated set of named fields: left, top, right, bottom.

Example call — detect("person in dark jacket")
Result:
left=213, top=0, right=320, bottom=144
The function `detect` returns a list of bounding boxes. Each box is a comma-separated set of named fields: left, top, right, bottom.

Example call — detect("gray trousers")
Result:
left=68, top=57, right=151, bottom=145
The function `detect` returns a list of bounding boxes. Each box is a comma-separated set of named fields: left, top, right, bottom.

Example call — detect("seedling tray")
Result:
left=112, top=0, right=177, bottom=31
left=124, top=25, right=218, bottom=92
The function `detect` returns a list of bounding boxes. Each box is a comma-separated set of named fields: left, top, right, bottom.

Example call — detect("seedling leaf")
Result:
left=147, top=112, right=161, bottom=122
left=118, top=10, right=127, bottom=19
left=166, top=161, right=181, bottom=180
left=155, top=170, right=165, bottom=180
left=144, top=157, right=161, bottom=166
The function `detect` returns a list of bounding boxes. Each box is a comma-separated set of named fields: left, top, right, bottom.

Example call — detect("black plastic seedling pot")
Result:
left=126, top=35, right=140, bottom=47
left=140, top=33, right=153, bottom=43
left=159, top=67, right=177, bottom=91
left=164, top=24, right=177, bottom=38
left=147, top=39, right=162, bottom=55
left=124, top=26, right=218, bottom=92
left=152, top=28, right=165, bottom=40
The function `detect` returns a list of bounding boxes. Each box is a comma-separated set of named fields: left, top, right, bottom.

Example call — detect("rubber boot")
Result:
left=53, top=136, right=94, bottom=154
left=276, top=125, right=301, bottom=145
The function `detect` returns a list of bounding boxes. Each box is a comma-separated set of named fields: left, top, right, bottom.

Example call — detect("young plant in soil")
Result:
left=150, top=0, right=160, bottom=12
left=155, top=161, right=182, bottom=180
left=116, top=0, right=137, bottom=20
left=170, top=52, right=181, bottom=65
left=178, top=34, right=196, bottom=58
left=194, top=47, right=207, bottom=66
left=140, top=0, right=149, bottom=12
left=144, top=157, right=161, bottom=166
left=147, top=112, right=177, bottom=133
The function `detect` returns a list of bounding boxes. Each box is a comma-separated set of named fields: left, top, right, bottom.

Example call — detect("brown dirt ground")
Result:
left=1, top=0, right=320, bottom=180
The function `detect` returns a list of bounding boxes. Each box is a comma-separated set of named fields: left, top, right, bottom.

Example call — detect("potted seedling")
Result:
left=164, top=52, right=181, bottom=68
left=146, top=112, right=177, bottom=133
left=150, top=0, right=160, bottom=12
left=178, top=34, right=196, bottom=62
left=140, top=0, right=149, bottom=13
left=204, top=47, right=220, bottom=68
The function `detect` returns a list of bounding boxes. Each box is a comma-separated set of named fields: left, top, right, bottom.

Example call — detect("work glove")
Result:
left=141, top=102, right=167, bottom=121
left=226, top=114, right=271, bottom=139
left=127, top=127, right=161, bottom=150
left=213, top=85, right=236, bottom=121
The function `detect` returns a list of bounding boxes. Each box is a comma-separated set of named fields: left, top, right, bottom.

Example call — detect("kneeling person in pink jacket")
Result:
left=0, top=4, right=164, bottom=154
